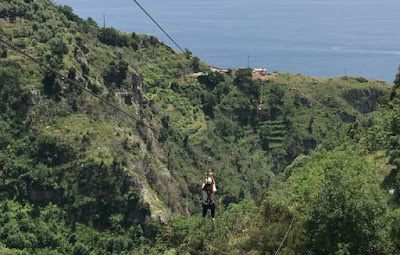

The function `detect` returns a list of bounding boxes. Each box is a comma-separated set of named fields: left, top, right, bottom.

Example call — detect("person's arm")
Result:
left=211, top=177, right=216, bottom=188
left=209, top=172, right=216, bottom=187
left=211, top=178, right=217, bottom=192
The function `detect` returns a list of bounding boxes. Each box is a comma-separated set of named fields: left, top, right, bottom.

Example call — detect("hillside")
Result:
left=0, top=0, right=399, bottom=254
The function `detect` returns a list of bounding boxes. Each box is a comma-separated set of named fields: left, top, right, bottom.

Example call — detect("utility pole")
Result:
left=247, top=54, right=250, bottom=68
left=103, top=13, right=106, bottom=28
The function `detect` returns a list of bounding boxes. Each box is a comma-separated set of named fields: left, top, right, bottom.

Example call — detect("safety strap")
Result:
left=203, top=190, right=214, bottom=205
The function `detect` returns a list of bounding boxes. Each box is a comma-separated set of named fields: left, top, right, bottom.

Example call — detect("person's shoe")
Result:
left=211, top=218, right=215, bottom=227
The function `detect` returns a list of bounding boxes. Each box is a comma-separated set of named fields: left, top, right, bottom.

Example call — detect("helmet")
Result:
left=205, top=177, right=212, bottom=185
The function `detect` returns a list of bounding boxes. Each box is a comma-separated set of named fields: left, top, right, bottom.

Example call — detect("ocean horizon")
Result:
left=57, top=0, right=400, bottom=83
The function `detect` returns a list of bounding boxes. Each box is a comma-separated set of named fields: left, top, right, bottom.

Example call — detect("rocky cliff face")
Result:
left=342, top=87, right=389, bottom=114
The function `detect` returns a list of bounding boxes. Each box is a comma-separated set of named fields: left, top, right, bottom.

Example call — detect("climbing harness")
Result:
left=202, top=185, right=214, bottom=205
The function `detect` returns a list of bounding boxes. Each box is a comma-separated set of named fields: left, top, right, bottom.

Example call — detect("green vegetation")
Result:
left=1, top=0, right=399, bottom=254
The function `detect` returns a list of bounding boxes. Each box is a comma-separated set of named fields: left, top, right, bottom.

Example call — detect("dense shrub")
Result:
left=0, top=28, right=13, bottom=40
left=98, top=27, right=131, bottom=47
left=2, top=0, right=30, bottom=17
left=37, top=27, right=53, bottom=43
left=234, top=68, right=261, bottom=98
left=0, top=4, right=9, bottom=17
left=303, top=151, right=390, bottom=254
left=49, top=37, right=68, bottom=56
left=202, top=91, right=217, bottom=116
left=215, top=114, right=236, bottom=137
left=57, top=5, right=83, bottom=23
left=103, top=60, right=129, bottom=87
left=1, top=47, right=7, bottom=58
left=190, top=56, right=201, bottom=72
left=197, top=71, right=225, bottom=90
left=12, top=26, right=33, bottom=38
left=14, top=38, right=27, bottom=49
left=0, top=64, right=29, bottom=116
left=394, top=65, right=400, bottom=88
left=42, top=71, right=62, bottom=96
left=147, top=35, right=159, bottom=46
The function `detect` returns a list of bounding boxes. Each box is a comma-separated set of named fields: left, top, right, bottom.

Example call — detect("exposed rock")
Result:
left=127, top=174, right=172, bottom=224
left=124, top=94, right=133, bottom=105
left=342, top=88, right=387, bottom=114
left=340, top=111, right=357, bottom=122
left=300, top=97, right=312, bottom=108
left=356, top=77, right=368, bottom=83
left=0, top=17, right=23, bottom=24
left=28, top=89, right=41, bottom=105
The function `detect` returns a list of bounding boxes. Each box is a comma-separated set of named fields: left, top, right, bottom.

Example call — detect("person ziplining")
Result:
left=201, top=171, right=217, bottom=226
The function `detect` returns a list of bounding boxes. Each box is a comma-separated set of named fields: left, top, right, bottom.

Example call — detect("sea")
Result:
left=56, top=0, right=400, bottom=83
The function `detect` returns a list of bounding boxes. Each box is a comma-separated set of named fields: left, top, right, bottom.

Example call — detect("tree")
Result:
left=0, top=65, right=27, bottom=115
left=37, top=27, right=53, bottom=43
left=234, top=68, right=261, bottom=98
left=259, top=123, right=272, bottom=150
left=394, top=66, right=400, bottom=88
left=1, top=48, right=7, bottom=58
left=68, top=67, right=76, bottom=80
left=104, top=60, right=129, bottom=87
left=191, top=57, right=201, bottom=72
left=50, top=37, right=68, bottom=56
left=215, top=114, right=236, bottom=137
left=197, top=71, right=225, bottom=90
left=42, top=70, right=61, bottom=96
left=147, top=35, right=158, bottom=46
left=304, top=150, right=389, bottom=254
left=98, top=27, right=130, bottom=47
left=267, top=83, right=285, bottom=119
left=184, top=48, right=192, bottom=59
left=367, top=103, right=400, bottom=169
left=234, top=68, right=253, bottom=86
left=58, top=5, right=81, bottom=22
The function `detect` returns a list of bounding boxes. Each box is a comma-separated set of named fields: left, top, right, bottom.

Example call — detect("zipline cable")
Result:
left=206, top=156, right=211, bottom=177
left=1, top=37, right=212, bottom=164
left=143, top=53, right=162, bottom=70
left=1, top=37, right=219, bottom=172
left=0, top=37, right=211, bottom=163
left=0, top=36, right=157, bottom=132
left=132, top=0, right=186, bottom=54
left=274, top=216, right=295, bottom=255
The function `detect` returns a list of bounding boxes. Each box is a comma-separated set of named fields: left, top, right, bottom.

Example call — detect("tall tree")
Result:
left=394, top=65, right=400, bottom=88
left=304, top=150, right=390, bottom=254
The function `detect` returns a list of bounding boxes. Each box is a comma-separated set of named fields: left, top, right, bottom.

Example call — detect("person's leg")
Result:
left=202, top=203, right=208, bottom=217
left=210, top=203, right=215, bottom=226
left=202, top=203, right=207, bottom=225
